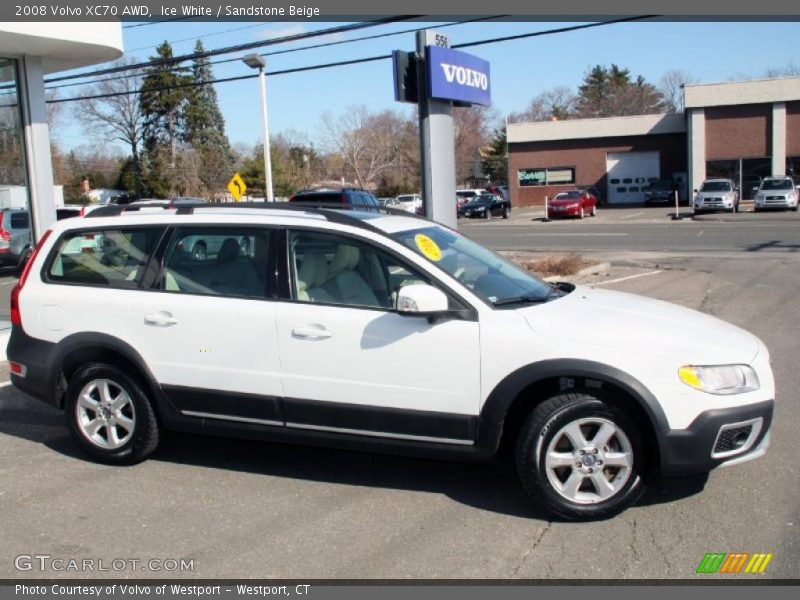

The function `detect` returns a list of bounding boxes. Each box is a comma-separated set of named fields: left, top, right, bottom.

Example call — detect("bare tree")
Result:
left=659, top=69, right=695, bottom=113
left=74, top=59, right=146, bottom=197
left=321, top=106, right=406, bottom=189
left=453, top=105, right=495, bottom=184
left=509, top=86, right=577, bottom=123
left=764, top=61, right=800, bottom=77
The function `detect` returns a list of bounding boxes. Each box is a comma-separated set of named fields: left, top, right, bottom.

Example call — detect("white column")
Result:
left=772, top=102, right=786, bottom=176
left=19, top=55, right=56, bottom=242
left=688, top=108, right=706, bottom=194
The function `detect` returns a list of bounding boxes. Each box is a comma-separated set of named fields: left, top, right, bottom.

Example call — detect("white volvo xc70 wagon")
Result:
left=7, top=204, right=774, bottom=520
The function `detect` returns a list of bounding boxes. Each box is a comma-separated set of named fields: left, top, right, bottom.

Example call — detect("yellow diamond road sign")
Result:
left=227, top=173, right=247, bottom=201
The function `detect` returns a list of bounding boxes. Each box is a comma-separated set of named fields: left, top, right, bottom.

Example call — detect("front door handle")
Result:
left=144, top=311, right=178, bottom=327
left=291, top=325, right=333, bottom=340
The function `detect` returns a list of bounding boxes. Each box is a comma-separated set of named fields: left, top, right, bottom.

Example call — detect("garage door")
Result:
left=606, top=152, right=660, bottom=204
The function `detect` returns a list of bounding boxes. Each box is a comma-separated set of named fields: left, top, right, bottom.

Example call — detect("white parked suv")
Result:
left=7, top=205, right=774, bottom=520
left=753, top=176, right=799, bottom=212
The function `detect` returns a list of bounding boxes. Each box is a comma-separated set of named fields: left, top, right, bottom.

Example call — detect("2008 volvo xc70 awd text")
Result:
left=7, top=204, right=774, bottom=520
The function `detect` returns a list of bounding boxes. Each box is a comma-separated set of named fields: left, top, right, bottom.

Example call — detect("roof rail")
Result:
left=82, top=200, right=432, bottom=237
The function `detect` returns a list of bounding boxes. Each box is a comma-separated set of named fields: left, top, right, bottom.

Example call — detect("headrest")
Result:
left=330, top=244, right=359, bottom=274
left=217, top=238, right=240, bottom=263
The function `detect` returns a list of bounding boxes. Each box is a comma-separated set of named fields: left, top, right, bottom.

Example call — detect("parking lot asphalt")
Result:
left=0, top=219, right=798, bottom=580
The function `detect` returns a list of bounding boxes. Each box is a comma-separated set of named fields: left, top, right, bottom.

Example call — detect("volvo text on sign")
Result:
left=426, top=46, right=491, bottom=107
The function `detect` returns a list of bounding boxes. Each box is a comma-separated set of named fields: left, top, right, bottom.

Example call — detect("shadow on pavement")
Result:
left=1, top=386, right=711, bottom=521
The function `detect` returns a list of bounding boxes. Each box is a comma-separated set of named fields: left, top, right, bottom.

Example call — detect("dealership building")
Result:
left=0, top=23, right=122, bottom=239
left=507, top=76, right=800, bottom=206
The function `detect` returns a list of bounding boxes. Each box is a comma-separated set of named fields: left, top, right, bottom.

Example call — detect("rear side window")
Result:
left=9, top=212, right=29, bottom=228
left=162, top=227, right=271, bottom=299
left=48, top=227, right=163, bottom=287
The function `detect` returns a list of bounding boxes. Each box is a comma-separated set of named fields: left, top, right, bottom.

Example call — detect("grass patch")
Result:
left=514, top=253, right=595, bottom=278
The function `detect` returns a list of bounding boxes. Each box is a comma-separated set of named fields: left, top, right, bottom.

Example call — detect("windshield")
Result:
left=700, top=181, right=732, bottom=192
left=391, top=226, right=553, bottom=306
left=396, top=195, right=416, bottom=203
left=554, top=191, right=581, bottom=200
left=648, top=180, right=672, bottom=191
left=760, top=179, right=793, bottom=190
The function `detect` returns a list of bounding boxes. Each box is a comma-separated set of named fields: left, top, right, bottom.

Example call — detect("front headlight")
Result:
left=678, top=365, right=760, bottom=395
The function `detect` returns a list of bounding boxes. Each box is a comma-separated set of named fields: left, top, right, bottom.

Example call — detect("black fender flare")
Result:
left=46, top=332, right=161, bottom=409
left=476, top=359, right=670, bottom=455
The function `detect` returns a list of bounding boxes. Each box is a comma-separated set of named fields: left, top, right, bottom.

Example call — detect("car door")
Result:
left=127, top=225, right=284, bottom=426
left=274, top=228, right=481, bottom=444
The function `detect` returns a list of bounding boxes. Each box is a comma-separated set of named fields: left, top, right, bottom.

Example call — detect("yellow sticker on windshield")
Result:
left=415, top=234, right=442, bottom=262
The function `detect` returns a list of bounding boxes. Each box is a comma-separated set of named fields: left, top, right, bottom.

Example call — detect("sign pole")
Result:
left=416, top=30, right=457, bottom=229
left=543, top=195, right=550, bottom=222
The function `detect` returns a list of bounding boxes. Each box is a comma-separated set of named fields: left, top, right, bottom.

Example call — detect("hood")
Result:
left=518, top=286, right=760, bottom=364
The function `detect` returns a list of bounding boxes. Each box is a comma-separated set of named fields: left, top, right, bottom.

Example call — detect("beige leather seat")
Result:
left=327, top=245, right=380, bottom=308
left=296, top=251, right=336, bottom=303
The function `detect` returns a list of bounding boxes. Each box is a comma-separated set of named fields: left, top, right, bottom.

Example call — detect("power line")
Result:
left=45, top=17, right=419, bottom=84
left=125, top=23, right=267, bottom=53
left=45, top=17, right=500, bottom=92
left=123, top=18, right=194, bottom=30
left=48, top=15, right=658, bottom=105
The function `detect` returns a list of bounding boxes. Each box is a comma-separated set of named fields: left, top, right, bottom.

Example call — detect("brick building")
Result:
left=507, top=76, right=800, bottom=207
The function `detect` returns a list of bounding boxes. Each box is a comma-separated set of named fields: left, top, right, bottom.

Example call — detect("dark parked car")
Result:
left=289, top=189, right=380, bottom=212
left=458, top=194, right=511, bottom=219
left=643, top=179, right=678, bottom=206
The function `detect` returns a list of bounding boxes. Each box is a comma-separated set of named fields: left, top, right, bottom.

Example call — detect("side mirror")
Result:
left=396, top=284, right=449, bottom=317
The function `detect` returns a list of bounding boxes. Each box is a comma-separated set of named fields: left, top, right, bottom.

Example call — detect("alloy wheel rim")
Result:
left=544, top=417, right=634, bottom=504
left=75, top=379, right=136, bottom=450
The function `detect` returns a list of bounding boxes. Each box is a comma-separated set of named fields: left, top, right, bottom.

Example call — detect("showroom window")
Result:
left=518, top=167, right=575, bottom=187
left=787, top=157, right=800, bottom=185
left=0, top=58, right=28, bottom=197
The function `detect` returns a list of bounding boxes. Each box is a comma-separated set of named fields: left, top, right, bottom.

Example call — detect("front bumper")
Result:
left=659, top=399, right=773, bottom=475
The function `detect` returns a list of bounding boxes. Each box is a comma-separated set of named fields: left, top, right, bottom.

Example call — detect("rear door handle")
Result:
left=144, top=311, right=178, bottom=327
left=291, top=325, right=333, bottom=340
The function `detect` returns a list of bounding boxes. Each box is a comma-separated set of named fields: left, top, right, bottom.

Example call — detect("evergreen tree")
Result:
left=481, top=127, right=508, bottom=184
left=576, top=64, right=664, bottom=118
left=139, top=42, right=192, bottom=180
left=185, top=40, right=234, bottom=193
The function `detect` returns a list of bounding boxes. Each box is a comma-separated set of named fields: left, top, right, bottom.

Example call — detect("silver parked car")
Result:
left=753, top=176, right=799, bottom=212
left=693, top=179, right=739, bottom=213
left=0, top=208, right=32, bottom=271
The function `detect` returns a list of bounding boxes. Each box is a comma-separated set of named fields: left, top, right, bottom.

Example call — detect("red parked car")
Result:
left=547, top=189, right=598, bottom=219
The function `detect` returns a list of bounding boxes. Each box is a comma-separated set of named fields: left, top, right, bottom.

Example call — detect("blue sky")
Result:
left=53, top=19, right=800, bottom=152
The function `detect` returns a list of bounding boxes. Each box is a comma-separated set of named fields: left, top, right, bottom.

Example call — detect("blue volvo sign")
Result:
left=427, top=46, right=491, bottom=107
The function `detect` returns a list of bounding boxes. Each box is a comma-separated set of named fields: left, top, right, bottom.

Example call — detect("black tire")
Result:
left=579, top=206, right=585, bottom=219
left=192, top=242, right=207, bottom=261
left=502, top=206, right=510, bottom=219
left=515, top=393, right=646, bottom=521
left=591, top=205, right=597, bottom=217
left=64, top=363, right=160, bottom=465
left=483, top=209, right=491, bottom=220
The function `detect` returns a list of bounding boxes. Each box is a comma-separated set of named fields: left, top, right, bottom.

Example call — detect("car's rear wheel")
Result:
left=591, top=205, right=597, bottom=217
left=484, top=210, right=491, bottom=220
left=515, top=393, right=646, bottom=521
left=502, top=206, right=510, bottom=219
left=579, top=207, right=585, bottom=219
left=65, top=363, right=160, bottom=465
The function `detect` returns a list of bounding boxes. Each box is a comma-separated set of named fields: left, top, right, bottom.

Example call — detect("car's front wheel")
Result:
left=515, top=393, right=646, bottom=521
left=65, top=363, right=160, bottom=465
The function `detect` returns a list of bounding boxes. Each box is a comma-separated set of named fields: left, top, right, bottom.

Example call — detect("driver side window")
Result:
left=289, top=231, right=427, bottom=310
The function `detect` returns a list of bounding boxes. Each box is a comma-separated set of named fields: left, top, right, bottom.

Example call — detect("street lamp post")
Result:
left=242, top=54, right=274, bottom=202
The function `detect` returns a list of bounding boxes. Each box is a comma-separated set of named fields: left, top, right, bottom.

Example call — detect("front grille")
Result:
left=714, top=425, right=753, bottom=454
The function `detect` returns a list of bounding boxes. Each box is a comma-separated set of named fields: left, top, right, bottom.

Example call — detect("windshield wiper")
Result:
left=493, top=290, right=555, bottom=307
left=492, top=282, right=572, bottom=307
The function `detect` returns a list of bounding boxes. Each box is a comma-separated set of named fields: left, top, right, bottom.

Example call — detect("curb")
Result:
left=691, top=212, right=800, bottom=223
